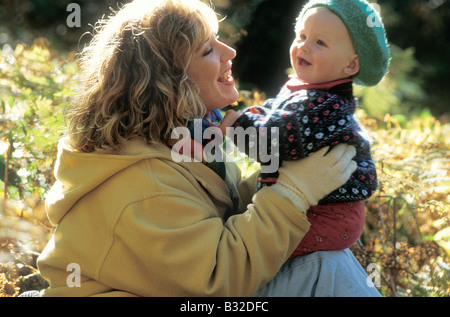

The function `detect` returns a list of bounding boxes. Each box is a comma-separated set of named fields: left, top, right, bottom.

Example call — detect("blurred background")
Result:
left=0, top=0, right=449, bottom=121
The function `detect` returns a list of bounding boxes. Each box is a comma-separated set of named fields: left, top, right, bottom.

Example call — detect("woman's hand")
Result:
left=271, top=144, right=357, bottom=212
left=219, top=109, right=242, bottom=135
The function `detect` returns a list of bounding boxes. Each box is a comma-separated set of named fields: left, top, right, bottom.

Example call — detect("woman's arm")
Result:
left=108, top=181, right=310, bottom=296
left=103, top=144, right=356, bottom=296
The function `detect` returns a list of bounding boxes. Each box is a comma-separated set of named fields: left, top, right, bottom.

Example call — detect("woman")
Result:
left=35, top=0, right=380, bottom=296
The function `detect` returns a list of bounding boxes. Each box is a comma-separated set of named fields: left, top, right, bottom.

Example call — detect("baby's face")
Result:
left=290, top=7, right=359, bottom=84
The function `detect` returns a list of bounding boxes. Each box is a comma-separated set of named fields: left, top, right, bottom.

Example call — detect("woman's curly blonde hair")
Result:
left=67, top=0, right=219, bottom=152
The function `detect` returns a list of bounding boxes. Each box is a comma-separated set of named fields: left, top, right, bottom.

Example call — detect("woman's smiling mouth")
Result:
left=218, top=68, right=234, bottom=83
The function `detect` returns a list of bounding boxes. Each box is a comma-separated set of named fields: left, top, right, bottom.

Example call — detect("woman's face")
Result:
left=187, top=35, right=239, bottom=111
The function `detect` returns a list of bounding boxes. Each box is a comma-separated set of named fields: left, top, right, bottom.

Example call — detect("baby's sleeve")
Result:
left=300, top=93, right=378, bottom=203
left=232, top=101, right=304, bottom=163
left=278, top=92, right=378, bottom=203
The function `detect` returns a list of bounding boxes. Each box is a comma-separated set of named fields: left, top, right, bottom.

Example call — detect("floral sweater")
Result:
left=233, top=76, right=378, bottom=204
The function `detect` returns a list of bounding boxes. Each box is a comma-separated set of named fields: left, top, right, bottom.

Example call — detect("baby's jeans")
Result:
left=254, top=248, right=381, bottom=297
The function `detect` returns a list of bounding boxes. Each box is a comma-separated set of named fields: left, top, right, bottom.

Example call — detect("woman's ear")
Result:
left=344, top=54, right=360, bottom=77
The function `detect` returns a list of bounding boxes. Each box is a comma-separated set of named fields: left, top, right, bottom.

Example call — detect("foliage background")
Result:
left=0, top=0, right=449, bottom=297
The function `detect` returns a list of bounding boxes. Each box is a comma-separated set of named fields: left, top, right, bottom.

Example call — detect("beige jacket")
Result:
left=37, top=137, right=310, bottom=296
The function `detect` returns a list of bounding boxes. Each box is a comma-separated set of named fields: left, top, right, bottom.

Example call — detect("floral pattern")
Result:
left=234, top=83, right=378, bottom=204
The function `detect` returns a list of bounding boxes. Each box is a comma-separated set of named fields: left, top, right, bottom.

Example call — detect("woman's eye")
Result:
left=203, top=47, right=213, bottom=56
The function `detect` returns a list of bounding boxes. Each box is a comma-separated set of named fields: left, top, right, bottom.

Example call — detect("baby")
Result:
left=221, top=0, right=390, bottom=256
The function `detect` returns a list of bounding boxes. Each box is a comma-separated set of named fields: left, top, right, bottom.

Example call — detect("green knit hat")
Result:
left=297, top=0, right=390, bottom=86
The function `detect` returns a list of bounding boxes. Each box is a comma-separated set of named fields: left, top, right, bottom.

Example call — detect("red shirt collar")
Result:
left=286, top=75, right=353, bottom=92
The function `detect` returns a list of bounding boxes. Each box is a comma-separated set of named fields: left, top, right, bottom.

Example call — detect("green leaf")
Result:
left=419, top=109, right=433, bottom=120
left=7, top=95, right=14, bottom=108
left=20, top=120, right=28, bottom=135
left=0, top=156, right=21, bottom=188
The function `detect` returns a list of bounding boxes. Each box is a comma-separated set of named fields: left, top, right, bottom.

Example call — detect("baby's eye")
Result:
left=317, top=39, right=327, bottom=47
left=300, top=34, right=307, bottom=40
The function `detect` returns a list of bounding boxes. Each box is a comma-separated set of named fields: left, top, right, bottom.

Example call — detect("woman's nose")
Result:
left=220, top=42, right=236, bottom=62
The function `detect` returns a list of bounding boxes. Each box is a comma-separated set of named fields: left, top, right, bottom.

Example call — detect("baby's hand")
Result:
left=219, top=110, right=241, bottom=136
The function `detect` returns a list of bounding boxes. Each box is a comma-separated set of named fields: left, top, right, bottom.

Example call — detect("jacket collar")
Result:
left=286, top=75, right=353, bottom=91
left=122, top=139, right=233, bottom=208
left=285, top=75, right=354, bottom=99
left=47, top=137, right=233, bottom=225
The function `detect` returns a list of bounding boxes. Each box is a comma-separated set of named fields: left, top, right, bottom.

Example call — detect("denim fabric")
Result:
left=254, top=249, right=381, bottom=297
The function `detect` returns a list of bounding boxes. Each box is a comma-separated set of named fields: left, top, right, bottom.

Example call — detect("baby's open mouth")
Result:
left=298, top=58, right=312, bottom=66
